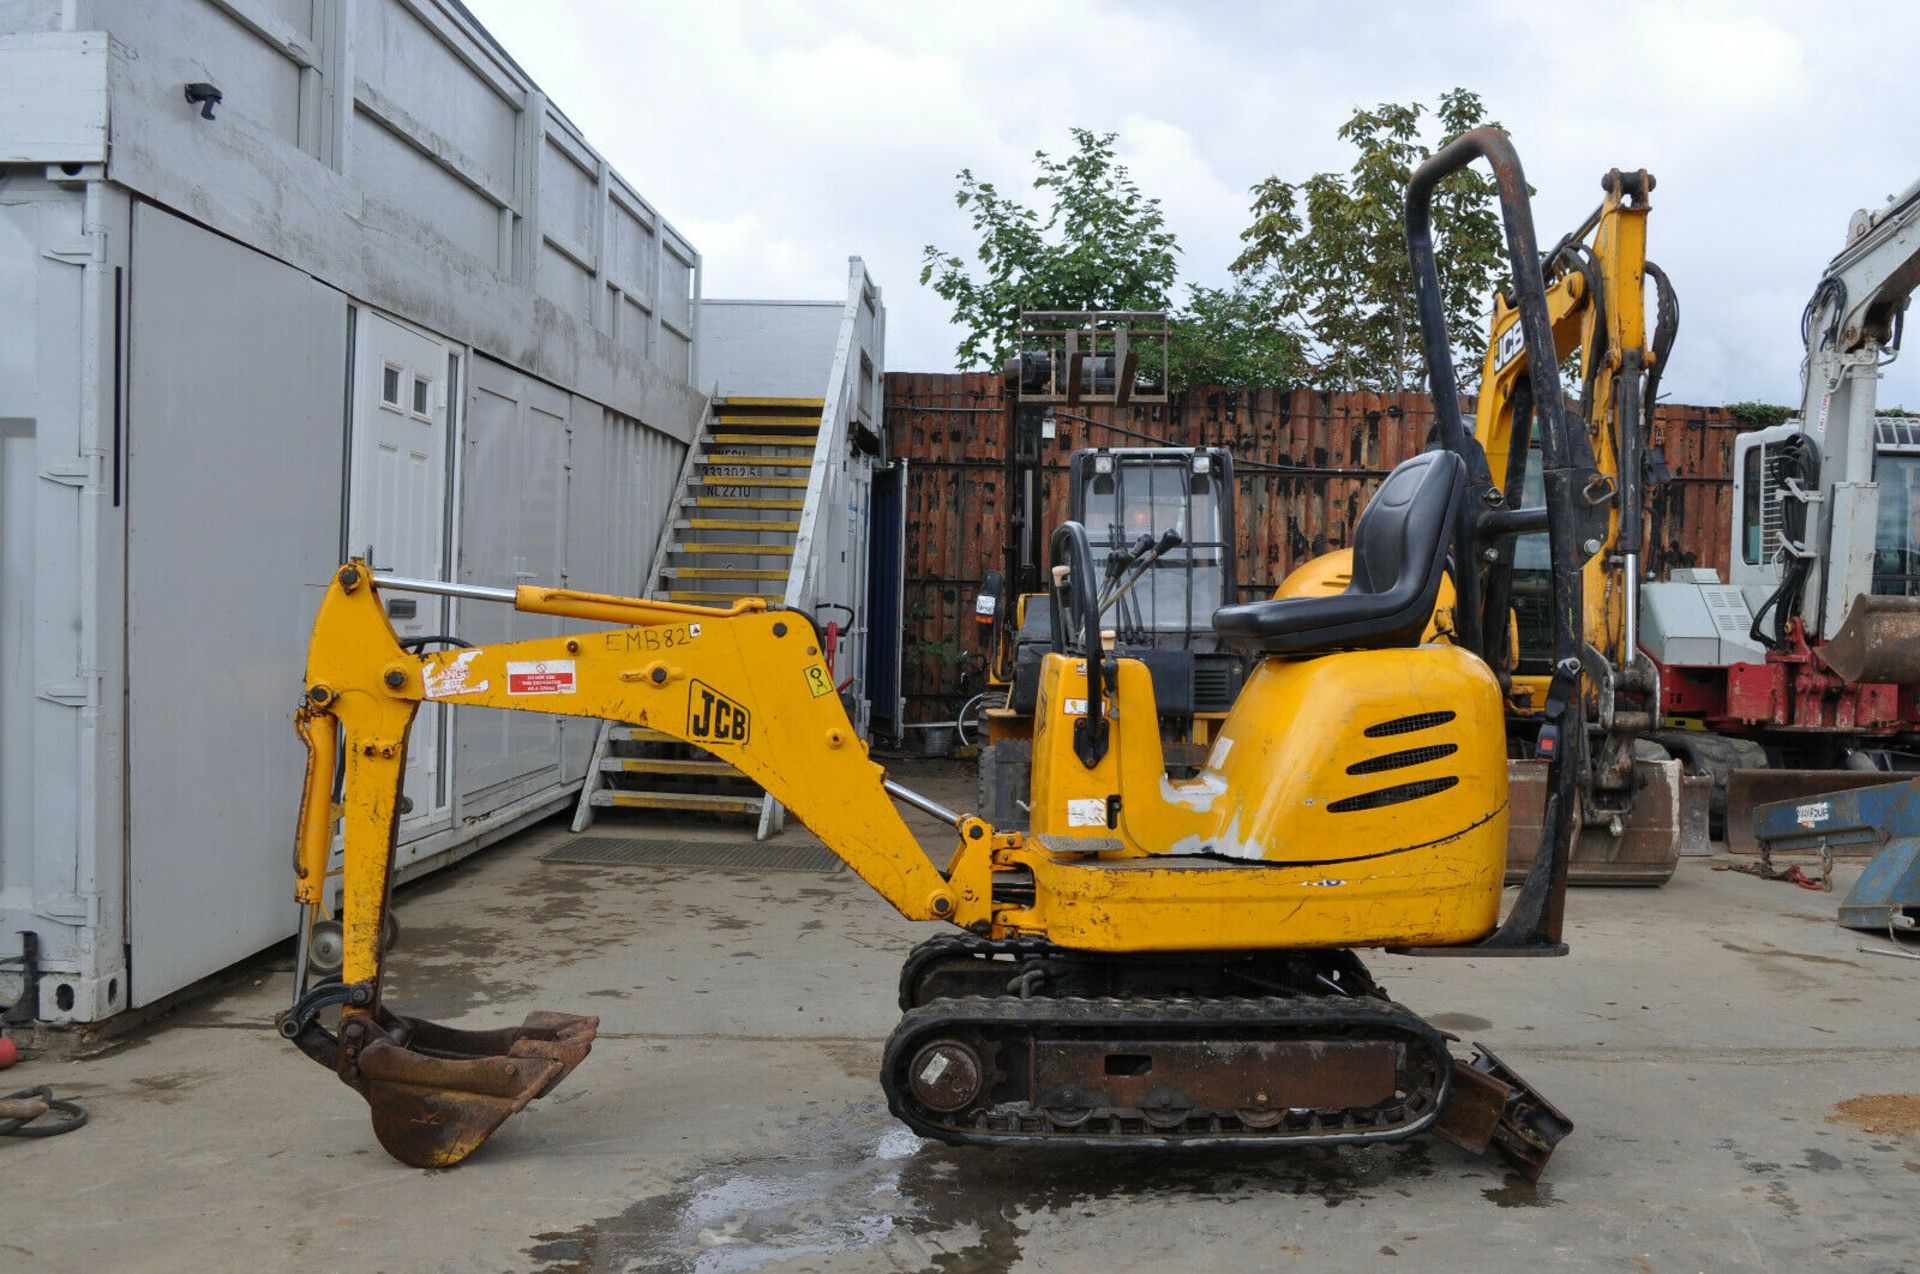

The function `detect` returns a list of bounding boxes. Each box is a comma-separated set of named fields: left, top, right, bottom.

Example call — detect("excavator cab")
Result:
left=277, top=130, right=1591, bottom=1176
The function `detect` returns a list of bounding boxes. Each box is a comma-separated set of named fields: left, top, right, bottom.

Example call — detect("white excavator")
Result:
left=1639, top=176, right=1920, bottom=843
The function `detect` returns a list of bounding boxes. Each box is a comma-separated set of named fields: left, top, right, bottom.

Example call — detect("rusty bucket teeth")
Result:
left=342, top=1008, right=599, bottom=1168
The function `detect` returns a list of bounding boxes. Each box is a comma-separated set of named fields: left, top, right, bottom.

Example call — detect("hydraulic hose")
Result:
left=1747, top=433, right=1822, bottom=650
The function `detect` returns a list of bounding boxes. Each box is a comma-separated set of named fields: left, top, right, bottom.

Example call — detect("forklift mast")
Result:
left=998, top=310, right=1172, bottom=603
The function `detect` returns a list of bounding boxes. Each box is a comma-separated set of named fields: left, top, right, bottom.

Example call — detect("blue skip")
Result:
left=1749, top=778, right=1920, bottom=932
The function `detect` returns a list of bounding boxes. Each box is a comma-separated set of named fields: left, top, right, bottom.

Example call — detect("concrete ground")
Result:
left=7, top=758, right=1920, bottom=1273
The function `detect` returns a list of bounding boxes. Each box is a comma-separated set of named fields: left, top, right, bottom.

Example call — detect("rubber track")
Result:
left=882, top=993, right=1453, bottom=1150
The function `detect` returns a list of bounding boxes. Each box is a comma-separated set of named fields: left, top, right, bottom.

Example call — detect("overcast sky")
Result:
left=464, top=1, right=1920, bottom=408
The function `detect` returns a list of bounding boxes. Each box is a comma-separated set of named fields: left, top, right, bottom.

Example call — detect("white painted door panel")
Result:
left=347, top=312, right=455, bottom=835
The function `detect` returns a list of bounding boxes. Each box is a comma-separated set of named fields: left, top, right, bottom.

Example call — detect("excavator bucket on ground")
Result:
left=1723, top=769, right=1908, bottom=855
left=1506, top=756, right=1706, bottom=884
left=283, top=1005, right=600, bottom=1169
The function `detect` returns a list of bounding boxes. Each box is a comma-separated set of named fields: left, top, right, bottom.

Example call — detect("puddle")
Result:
left=528, top=1107, right=1445, bottom=1272
left=1426, top=1013, right=1493, bottom=1032
left=1480, top=1171, right=1555, bottom=1209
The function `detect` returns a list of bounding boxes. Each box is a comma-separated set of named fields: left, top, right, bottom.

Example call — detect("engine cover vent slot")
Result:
left=1363, top=711, right=1455, bottom=738
left=1326, top=776, right=1459, bottom=813
left=1347, top=743, right=1458, bottom=776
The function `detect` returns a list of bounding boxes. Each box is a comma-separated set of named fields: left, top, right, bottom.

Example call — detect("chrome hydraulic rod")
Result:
left=1623, top=550, right=1640, bottom=658
left=884, top=778, right=965, bottom=828
left=372, top=573, right=517, bottom=603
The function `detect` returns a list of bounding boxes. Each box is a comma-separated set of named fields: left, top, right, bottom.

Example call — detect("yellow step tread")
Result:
left=673, top=542, right=795, bottom=555
left=697, top=474, right=810, bottom=489
left=666, top=588, right=777, bottom=602
left=608, top=725, right=673, bottom=742
left=709, top=433, right=821, bottom=447
left=590, top=791, right=761, bottom=813
left=699, top=454, right=815, bottom=467
left=686, top=517, right=801, bottom=532
left=665, top=567, right=789, bottom=581
left=715, top=415, right=820, bottom=428
left=719, top=397, right=824, bottom=408
left=690, top=497, right=805, bottom=510
left=602, top=757, right=742, bottom=776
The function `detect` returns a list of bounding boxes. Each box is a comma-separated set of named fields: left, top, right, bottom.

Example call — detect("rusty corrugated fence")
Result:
left=891, top=372, right=1747, bottom=720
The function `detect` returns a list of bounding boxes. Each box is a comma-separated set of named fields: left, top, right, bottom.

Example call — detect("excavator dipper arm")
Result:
left=276, top=562, right=992, bottom=1166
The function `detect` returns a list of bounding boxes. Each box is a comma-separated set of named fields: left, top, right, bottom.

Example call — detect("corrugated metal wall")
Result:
left=889, top=372, right=1747, bottom=720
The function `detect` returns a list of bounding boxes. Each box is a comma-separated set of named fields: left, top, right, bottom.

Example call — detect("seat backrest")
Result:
left=1206, top=448, right=1463, bottom=656
left=1349, top=448, right=1462, bottom=610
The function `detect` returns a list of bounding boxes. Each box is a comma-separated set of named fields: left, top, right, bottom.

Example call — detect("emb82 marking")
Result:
left=688, top=679, right=750, bottom=744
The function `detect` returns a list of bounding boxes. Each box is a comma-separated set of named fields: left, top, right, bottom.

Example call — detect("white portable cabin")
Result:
left=0, top=0, right=707, bottom=1022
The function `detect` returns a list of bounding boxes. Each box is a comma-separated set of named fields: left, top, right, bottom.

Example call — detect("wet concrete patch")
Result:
left=122, top=1067, right=220, bottom=1104
left=1427, top=1012, right=1493, bottom=1032
left=1718, top=942, right=1866, bottom=970
left=527, top=1107, right=1461, bottom=1273
left=1480, top=1171, right=1555, bottom=1208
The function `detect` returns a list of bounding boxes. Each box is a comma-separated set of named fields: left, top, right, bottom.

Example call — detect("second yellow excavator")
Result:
left=274, top=131, right=1596, bottom=1179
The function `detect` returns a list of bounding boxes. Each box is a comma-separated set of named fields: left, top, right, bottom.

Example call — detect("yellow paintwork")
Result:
left=293, top=560, right=1513, bottom=999
left=1010, top=646, right=1508, bottom=948
left=1476, top=176, right=1651, bottom=678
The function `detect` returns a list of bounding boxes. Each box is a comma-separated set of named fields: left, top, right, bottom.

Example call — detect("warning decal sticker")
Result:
left=506, top=660, right=576, bottom=695
left=423, top=649, right=489, bottom=700
left=1066, top=798, right=1108, bottom=828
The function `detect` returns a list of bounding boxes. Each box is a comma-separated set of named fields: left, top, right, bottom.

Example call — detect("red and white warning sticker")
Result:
left=506, top=659, right=576, bottom=695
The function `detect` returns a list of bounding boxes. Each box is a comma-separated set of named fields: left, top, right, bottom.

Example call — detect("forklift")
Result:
left=973, top=312, right=1246, bottom=827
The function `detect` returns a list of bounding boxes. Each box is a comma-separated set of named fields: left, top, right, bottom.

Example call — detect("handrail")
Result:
left=1403, top=128, right=1584, bottom=953
left=782, top=258, right=879, bottom=614
left=1047, top=520, right=1110, bottom=767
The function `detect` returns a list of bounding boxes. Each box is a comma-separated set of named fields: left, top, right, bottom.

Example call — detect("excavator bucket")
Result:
left=340, top=1008, right=599, bottom=1168
left=1506, top=756, right=1704, bottom=884
left=1819, top=596, right=1920, bottom=685
left=1723, top=769, right=1906, bottom=855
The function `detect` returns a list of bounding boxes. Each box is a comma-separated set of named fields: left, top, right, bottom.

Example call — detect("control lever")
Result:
left=1105, top=532, right=1158, bottom=582
left=1098, top=527, right=1184, bottom=617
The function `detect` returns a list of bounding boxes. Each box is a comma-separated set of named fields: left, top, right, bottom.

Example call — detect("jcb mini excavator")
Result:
left=276, top=131, right=1597, bottom=1178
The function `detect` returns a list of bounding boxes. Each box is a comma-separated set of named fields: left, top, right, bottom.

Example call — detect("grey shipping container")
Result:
left=0, top=1, right=705, bottom=1021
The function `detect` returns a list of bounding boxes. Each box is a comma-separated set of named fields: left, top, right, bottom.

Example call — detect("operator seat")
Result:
left=1212, top=448, right=1465, bottom=656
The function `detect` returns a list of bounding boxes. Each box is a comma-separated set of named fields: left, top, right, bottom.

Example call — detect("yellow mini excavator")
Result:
left=275, top=131, right=1596, bottom=1179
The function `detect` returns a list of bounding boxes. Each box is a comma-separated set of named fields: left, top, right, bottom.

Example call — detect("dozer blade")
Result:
left=340, top=1008, right=599, bottom=1168
left=1433, top=1045, right=1573, bottom=1182
left=1506, top=757, right=1697, bottom=885
left=1723, top=769, right=1903, bottom=855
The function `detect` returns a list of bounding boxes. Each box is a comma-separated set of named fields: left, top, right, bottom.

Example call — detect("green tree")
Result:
left=921, top=129, right=1180, bottom=372
left=1165, top=280, right=1299, bottom=389
left=1231, top=89, right=1505, bottom=394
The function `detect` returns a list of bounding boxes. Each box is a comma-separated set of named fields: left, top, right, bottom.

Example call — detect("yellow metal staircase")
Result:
left=571, top=397, right=824, bottom=833
left=663, top=397, right=821, bottom=602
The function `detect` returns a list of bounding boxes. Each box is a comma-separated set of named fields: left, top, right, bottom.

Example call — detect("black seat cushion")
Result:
left=1212, top=449, right=1464, bottom=656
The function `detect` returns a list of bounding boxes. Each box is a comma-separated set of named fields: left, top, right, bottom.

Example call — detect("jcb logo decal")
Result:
left=688, top=679, right=750, bottom=745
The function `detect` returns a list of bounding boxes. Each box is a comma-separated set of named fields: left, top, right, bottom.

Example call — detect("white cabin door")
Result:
left=347, top=310, right=457, bottom=833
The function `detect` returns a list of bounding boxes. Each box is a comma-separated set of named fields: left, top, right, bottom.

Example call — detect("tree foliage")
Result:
left=1725, top=400, right=1794, bottom=428
left=1165, top=280, right=1298, bottom=390
left=1230, top=89, right=1505, bottom=394
left=920, top=129, right=1179, bottom=373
